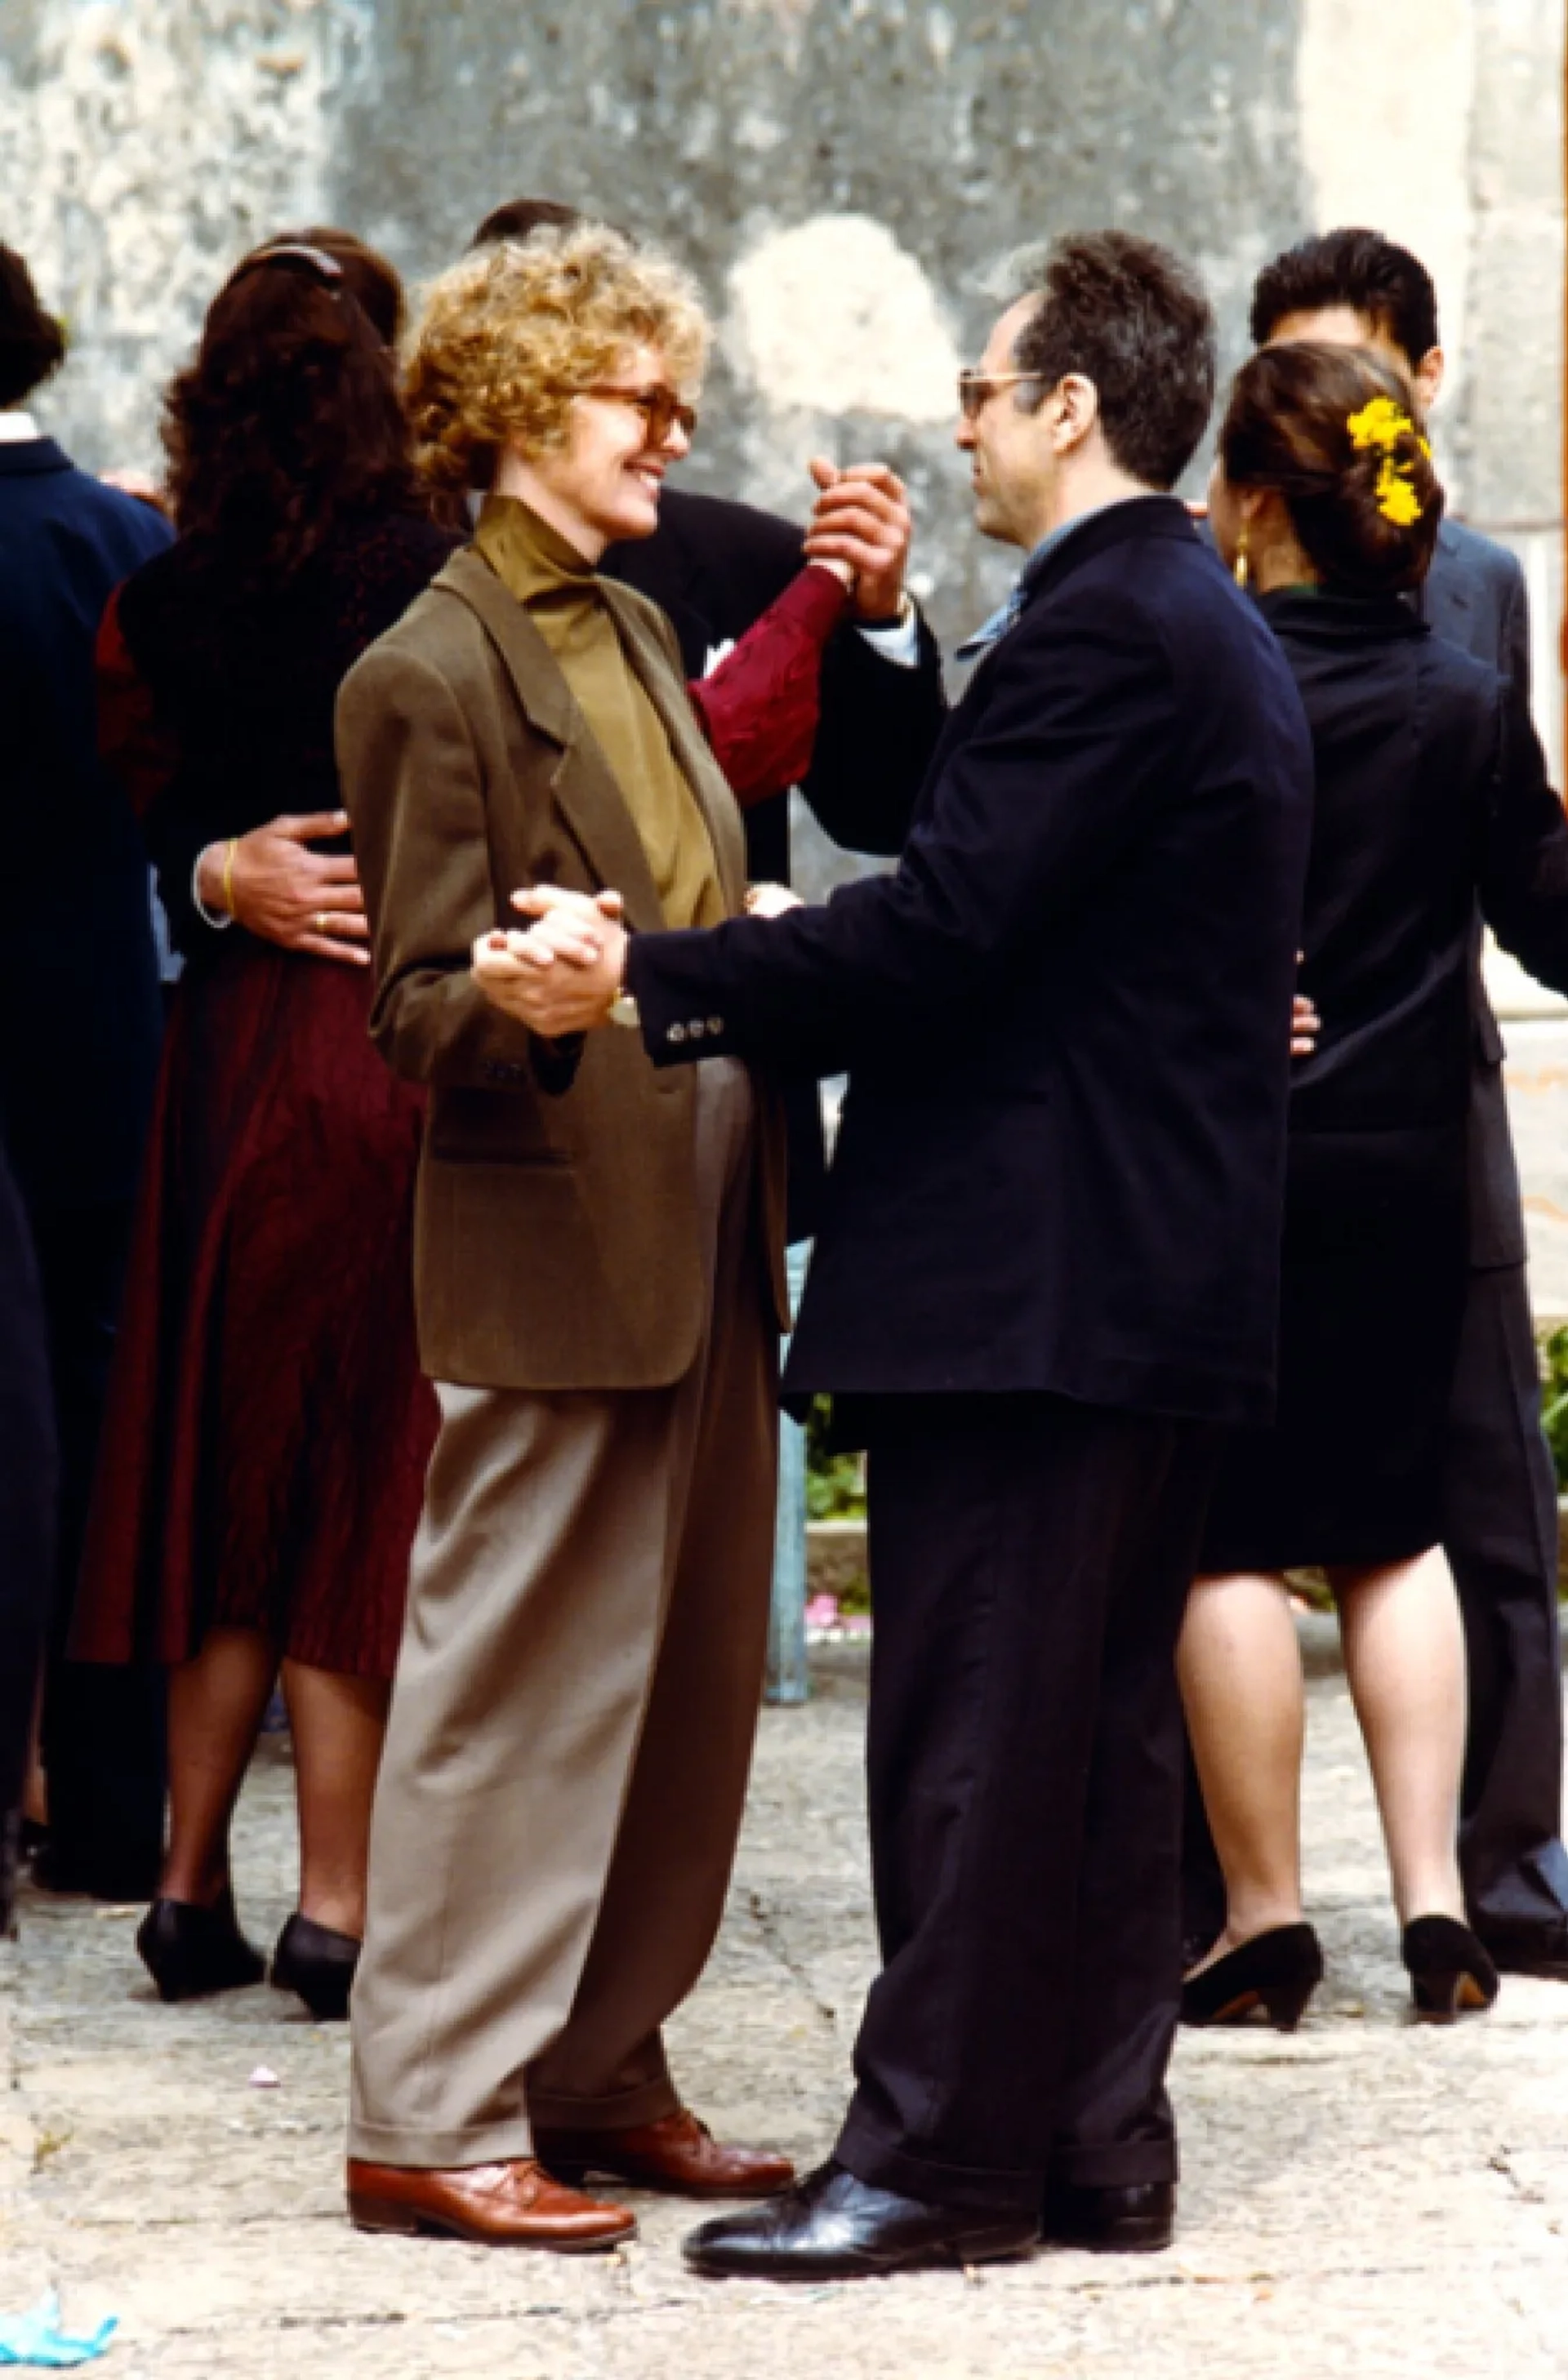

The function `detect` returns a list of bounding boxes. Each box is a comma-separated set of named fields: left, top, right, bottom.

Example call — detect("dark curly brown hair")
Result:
left=161, top=227, right=421, bottom=589
left=0, top=245, right=67, bottom=409
left=1219, top=341, right=1442, bottom=595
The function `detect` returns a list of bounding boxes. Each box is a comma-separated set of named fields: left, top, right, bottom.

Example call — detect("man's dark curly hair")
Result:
left=161, top=227, right=420, bottom=590
left=1011, top=229, right=1217, bottom=490
left=1249, top=229, right=1439, bottom=366
left=0, top=246, right=67, bottom=409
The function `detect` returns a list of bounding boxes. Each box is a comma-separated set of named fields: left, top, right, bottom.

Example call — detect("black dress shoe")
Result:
left=270, top=1912, right=360, bottom=2021
left=136, top=1891, right=266, bottom=2002
left=1040, top=2178, right=1174, bottom=2254
left=1401, top=1915, right=1499, bottom=2021
left=1476, top=1919, right=1568, bottom=1982
left=682, top=2160, right=1038, bottom=2281
left=1181, top=1922, right=1325, bottom=2031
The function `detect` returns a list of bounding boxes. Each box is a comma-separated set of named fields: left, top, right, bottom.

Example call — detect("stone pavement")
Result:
left=2, top=1627, right=1566, bottom=2380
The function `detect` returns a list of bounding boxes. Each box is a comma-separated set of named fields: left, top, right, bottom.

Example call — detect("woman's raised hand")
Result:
left=197, top=812, right=369, bottom=965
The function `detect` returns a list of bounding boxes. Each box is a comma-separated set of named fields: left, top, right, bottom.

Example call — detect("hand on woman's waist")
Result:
left=195, top=808, right=368, bottom=966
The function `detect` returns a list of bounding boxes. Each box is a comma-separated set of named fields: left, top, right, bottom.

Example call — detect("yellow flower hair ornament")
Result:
left=1346, top=396, right=1432, bottom=527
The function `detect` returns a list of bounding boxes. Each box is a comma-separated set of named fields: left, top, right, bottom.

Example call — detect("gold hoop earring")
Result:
left=1233, top=523, right=1250, bottom=590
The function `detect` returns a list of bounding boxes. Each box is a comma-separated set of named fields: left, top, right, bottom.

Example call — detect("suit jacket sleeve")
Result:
left=337, top=642, right=581, bottom=1094
left=797, top=612, right=946, bottom=856
left=1498, top=550, right=1531, bottom=699
left=626, top=592, right=1174, bottom=1068
left=1478, top=674, right=1568, bottom=997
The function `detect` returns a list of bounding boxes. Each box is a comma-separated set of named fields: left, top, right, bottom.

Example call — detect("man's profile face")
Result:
left=1265, top=301, right=1444, bottom=414
left=956, top=295, right=1056, bottom=549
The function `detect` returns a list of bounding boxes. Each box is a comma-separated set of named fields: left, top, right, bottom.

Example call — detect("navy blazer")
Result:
left=627, top=497, right=1315, bottom=1424
left=1420, top=517, right=1568, bottom=1265
left=0, top=438, right=172, bottom=1207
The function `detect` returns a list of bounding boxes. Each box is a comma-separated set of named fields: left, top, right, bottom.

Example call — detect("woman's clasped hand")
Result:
left=196, top=808, right=370, bottom=963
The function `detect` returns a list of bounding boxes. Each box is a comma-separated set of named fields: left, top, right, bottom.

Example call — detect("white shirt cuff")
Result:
left=855, top=598, right=920, bottom=669
left=192, top=843, right=234, bottom=930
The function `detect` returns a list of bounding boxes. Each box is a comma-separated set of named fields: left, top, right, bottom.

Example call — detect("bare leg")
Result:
left=159, top=1626, right=277, bottom=1906
left=281, top=1660, right=390, bottom=1938
left=1328, top=1547, right=1467, bottom=1926
left=1178, top=1571, right=1307, bottom=1969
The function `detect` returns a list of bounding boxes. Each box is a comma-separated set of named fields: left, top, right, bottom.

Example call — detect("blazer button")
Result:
left=707, top=1017, right=724, bottom=1034
left=669, top=1022, right=688, bottom=1044
left=688, top=1019, right=706, bottom=1040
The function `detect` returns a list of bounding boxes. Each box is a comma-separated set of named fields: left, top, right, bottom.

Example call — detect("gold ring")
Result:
left=315, top=912, right=329, bottom=934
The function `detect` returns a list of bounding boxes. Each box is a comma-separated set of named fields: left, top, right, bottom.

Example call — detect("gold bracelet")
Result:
left=221, top=837, right=238, bottom=919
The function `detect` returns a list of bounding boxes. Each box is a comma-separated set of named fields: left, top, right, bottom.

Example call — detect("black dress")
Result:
left=1201, top=589, right=1505, bottom=1570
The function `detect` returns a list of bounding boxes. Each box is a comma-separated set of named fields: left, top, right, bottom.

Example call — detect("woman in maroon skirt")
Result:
left=73, top=230, right=458, bottom=2016
left=75, top=225, right=864, bottom=2019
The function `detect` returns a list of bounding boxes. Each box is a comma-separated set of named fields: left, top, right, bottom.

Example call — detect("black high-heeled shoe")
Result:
left=1401, top=1915, right=1499, bottom=2022
left=270, top=1912, right=360, bottom=2022
left=136, top=1888, right=266, bottom=2003
left=1181, top=1922, right=1324, bottom=2031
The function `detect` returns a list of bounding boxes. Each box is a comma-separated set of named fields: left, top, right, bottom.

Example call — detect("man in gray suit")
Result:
left=1186, top=228, right=1568, bottom=1976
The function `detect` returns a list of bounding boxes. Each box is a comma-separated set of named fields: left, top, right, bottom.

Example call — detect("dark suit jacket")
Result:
left=626, top=497, right=1315, bottom=1423
left=0, top=439, right=171, bottom=1209
left=603, top=485, right=943, bottom=878
left=1420, top=517, right=1568, bottom=1266
left=337, top=546, right=786, bottom=1392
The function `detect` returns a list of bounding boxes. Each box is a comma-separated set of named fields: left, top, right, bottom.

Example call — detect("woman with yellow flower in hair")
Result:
left=1178, top=341, right=1560, bottom=2030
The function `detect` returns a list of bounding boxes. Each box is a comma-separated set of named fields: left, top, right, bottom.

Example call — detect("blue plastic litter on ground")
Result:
left=0, top=2293, right=116, bottom=2366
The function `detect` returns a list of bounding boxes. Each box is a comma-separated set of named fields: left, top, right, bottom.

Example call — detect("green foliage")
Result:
left=805, top=1395, right=866, bottom=1522
left=1540, top=1325, right=1568, bottom=1492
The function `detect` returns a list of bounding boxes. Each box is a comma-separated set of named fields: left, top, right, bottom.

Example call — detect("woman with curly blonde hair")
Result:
left=336, top=222, right=798, bottom=2251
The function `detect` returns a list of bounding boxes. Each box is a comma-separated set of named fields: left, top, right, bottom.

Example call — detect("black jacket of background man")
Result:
left=605, top=482, right=945, bottom=1242
left=603, top=484, right=943, bottom=881
left=626, top=496, right=1316, bottom=1424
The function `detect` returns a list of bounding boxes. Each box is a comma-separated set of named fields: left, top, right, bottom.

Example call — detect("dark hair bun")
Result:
left=0, top=246, right=67, bottom=409
left=1218, top=340, right=1442, bottom=594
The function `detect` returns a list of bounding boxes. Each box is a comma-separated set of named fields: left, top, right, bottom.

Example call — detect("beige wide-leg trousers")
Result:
left=349, top=1059, right=778, bottom=2169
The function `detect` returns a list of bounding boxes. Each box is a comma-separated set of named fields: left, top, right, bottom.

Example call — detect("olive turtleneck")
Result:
left=474, top=494, right=725, bottom=930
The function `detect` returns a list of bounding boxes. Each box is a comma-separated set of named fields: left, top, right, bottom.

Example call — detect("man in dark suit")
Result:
left=0, top=245, right=171, bottom=1898
left=471, top=199, right=946, bottom=1236
left=1216, top=229, right=1568, bottom=1977
left=488, top=231, right=1315, bottom=2275
left=0, top=1129, right=56, bottom=1930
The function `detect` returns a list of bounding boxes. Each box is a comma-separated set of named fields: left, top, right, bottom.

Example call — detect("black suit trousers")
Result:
left=1445, top=1260, right=1568, bottom=1930
left=835, top=1394, right=1218, bottom=2216
left=29, top=1199, right=166, bottom=1887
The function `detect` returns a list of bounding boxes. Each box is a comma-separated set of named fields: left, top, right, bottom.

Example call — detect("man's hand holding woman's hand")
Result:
left=470, top=880, right=807, bottom=1037
left=471, top=887, right=627, bottom=1036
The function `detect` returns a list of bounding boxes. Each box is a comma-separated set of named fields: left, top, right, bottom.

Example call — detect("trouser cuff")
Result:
left=526, top=2072, right=680, bottom=2134
left=345, top=2112, right=533, bottom=2169
left=1049, top=2134, right=1178, bottom=2189
left=835, top=2112, right=1043, bottom=2217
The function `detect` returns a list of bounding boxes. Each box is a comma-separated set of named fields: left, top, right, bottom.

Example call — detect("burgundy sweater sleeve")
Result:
left=95, top=584, right=179, bottom=821
left=685, top=565, right=849, bottom=808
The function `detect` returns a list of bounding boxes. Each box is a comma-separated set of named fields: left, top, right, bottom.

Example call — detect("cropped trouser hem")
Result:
left=526, top=2073, right=683, bottom=2133
left=345, top=2114, right=535, bottom=2171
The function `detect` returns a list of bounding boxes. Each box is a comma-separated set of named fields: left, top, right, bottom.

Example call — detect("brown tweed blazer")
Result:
left=336, top=545, right=787, bottom=1391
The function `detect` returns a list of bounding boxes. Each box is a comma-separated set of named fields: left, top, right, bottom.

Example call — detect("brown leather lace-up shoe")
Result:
left=346, top=2157, right=635, bottom=2249
left=536, top=2106, right=795, bottom=2199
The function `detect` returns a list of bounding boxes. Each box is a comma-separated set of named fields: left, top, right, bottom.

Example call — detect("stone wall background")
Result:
left=2, top=0, right=1563, bottom=808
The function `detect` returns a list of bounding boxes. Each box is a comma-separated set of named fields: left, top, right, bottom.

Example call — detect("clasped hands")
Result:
left=472, top=880, right=803, bottom=1038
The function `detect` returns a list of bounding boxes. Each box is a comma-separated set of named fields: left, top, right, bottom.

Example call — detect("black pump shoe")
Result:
left=1181, top=1922, right=1324, bottom=2031
left=271, top=1913, right=360, bottom=2021
left=1041, top=2178, right=1174, bottom=2254
left=1402, top=1915, right=1499, bottom=2022
left=683, top=2161, right=1038, bottom=2281
left=136, top=1890, right=266, bottom=2003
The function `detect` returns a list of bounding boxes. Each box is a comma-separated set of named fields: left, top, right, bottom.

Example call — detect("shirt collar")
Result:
left=955, top=497, right=1144, bottom=661
left=0, top=410, right=42, bottom=445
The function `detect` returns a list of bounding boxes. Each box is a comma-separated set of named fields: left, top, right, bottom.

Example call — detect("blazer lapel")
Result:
left=601, top=581, right=748, bottom=913
left=434, top=549, right=666, bottom=929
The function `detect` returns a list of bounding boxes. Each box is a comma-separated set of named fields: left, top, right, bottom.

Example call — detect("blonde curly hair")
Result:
left=403, top=222, right=710, bottom=491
